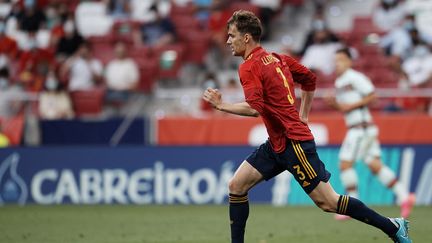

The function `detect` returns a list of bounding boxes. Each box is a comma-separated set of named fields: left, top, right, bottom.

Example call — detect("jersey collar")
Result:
left=245, top=46, right=264, bottom=61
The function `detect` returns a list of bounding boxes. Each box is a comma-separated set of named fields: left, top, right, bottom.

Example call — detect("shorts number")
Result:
left=276, top=67, right=295, bottom=105
left=293, top=165, right=306, bottom=180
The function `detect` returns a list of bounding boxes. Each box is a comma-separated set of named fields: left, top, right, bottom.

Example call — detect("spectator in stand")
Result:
left=250, top=0, right=281, bottom=41
left=208, top=0, right=231, bottom=51
left=46, top=2, right=68, bottom=48
left=104, top=42, right=139, bottom=100
left=44, top=2, right=60, bottom=30
left=60, top=42, right=103, bottom=91
left=17, top=32, right=54, bottom=91
left=372, top=0, right=406, bottom=32
left=135, top=4, right=176, bottom=47
left=401, top=44, right=432, bottom=88
left=16, top=0, right=46, bottom=32
left=301, top=29, right=342, bottom=75
left=55, top=13, right=84, bottom=60
left=205, top=0, right=233, bottom=71
left=298, top=3, right=340, bottom=56
left=380, top=14, right=432, bottom=61
left=0, top=67, right=25, bottom=119
left=38, top=70, right=74, bottom=120
left=0, top=18, right=18, bottom=59
left=106, top=0, right=131, bottom=19
left=193, top=0, right=213, bottom=27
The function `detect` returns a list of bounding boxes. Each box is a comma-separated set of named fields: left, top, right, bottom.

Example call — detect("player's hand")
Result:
left=203, top=88, right=222, bottom=109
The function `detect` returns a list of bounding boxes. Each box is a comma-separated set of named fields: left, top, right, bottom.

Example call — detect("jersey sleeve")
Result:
left=353, top=72, right=374, bottom=96
left=284, top=55, right=316, bottom=91
left=239, top=62, right=264, bottom=113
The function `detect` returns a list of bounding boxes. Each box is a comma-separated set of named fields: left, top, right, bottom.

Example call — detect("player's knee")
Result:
left=340, top=161, right=353, bottom=171
left=368, top=159, right=382, bottom=174
left=315, top=201, right=336, bottom=213
left=228, top=178, right=248, bottom=195
left=314, top=199, right=337, bottom=213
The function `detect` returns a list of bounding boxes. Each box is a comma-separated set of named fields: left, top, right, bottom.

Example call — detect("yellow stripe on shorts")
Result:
left=291, top=141, right=317, bottom=179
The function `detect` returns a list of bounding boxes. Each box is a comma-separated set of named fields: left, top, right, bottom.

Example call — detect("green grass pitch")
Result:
left=0, top=205, right=430, bottom=243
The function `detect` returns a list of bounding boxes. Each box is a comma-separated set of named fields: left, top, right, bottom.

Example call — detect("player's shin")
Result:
left=229, top=193, right=249, bottom=243
left=336, top=195, right=398, bottom=236
left=377, top=166, right=408, bottom=203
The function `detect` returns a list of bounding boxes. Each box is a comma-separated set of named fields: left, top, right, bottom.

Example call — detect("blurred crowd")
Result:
left=0, top=0, right=431, bottom=147
left=296, top=0, right=432, bottom=113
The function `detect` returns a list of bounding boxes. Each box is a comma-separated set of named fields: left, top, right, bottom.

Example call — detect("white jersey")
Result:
left=335, top=69, right=374, bottom=127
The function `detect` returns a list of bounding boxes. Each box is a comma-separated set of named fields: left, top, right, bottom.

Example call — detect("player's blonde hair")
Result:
left=227, top=10, right=262, bottom=42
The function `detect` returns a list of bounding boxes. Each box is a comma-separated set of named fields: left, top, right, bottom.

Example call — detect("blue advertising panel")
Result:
left=40, top=118, right=147, bottom=145
left=0, top=145, right=431, bottom=206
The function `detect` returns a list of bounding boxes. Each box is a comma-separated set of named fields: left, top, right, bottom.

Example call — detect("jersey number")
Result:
left=293, top=165, right=306, bottom=180
left=276, top=67, right=295, bottom=105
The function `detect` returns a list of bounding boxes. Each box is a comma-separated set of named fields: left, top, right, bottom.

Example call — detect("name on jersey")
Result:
left=261, top=55, right=279, bottom=65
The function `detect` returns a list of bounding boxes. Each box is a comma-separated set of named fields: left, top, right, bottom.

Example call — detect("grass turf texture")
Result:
left=0, top=205, right=430, bottom=243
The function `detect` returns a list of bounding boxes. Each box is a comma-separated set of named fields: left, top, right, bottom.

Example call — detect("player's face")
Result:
left=227, top=24, right=246, bottom=57
left=335, top=53, right=352, bottom=76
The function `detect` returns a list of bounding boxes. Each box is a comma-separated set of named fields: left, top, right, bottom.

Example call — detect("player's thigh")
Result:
left=245, top=140, right=285, bottom=181
left=364, top=127, right=382, bottom=165
left=229, top=160, right=264, bottom=194
left=282, top=140, right=331, bottom=194
left=339, top=128, right=364, bottom=162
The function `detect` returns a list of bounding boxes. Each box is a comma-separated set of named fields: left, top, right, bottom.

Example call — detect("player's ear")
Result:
left=244, top=33, right=251, bottom=44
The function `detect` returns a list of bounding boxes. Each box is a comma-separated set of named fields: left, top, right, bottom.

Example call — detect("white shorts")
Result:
left=339, top=125, right=381, bottom=164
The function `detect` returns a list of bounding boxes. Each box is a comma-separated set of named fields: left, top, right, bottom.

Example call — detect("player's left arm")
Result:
left=282, top=55, right=316, bottom=124
left=283, top=55, right=316, bottom=92
left=299, top=90, right=315, bottom=124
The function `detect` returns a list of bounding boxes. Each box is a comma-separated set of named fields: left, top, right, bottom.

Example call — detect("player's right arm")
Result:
left=203, top=88, right=259, bottom=117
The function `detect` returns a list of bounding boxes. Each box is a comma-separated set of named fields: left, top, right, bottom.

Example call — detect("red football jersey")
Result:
left=239, top=47, right=316, bottom=153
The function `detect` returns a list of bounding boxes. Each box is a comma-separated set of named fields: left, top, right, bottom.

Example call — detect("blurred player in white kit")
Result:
left=326, top=48, right=415, bottom=220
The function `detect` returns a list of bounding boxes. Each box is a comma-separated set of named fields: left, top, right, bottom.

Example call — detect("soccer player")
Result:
left=325, top=48, right=415, bottom=220
left=202, top=10, right=411, bottom=243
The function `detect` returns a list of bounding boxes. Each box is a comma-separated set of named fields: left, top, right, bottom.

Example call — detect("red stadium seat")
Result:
left=134, top=57, right=159, bottom=93
left=170, top=2, right=196, bottom=18
left=1, top=113, right=25, bottom=145
left=369, top=68, right=399, bottom=88
left=353, top=17, right=380, bottom=32
left=70, top=88, right=106, bottom=117
left=315, top=71, right=336, bottom=88
left=171, top=15, right=201, bottom=31
left=176, top=29, right=211, bottom=63
left=129, top=45, right=153, bottom=60
left=229, top=2, right=260, bottom=15
left=88, top=35, right=115, bottom=64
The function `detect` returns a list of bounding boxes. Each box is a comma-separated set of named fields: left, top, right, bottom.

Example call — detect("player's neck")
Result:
left=242, top=43, right=261, bottom=60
